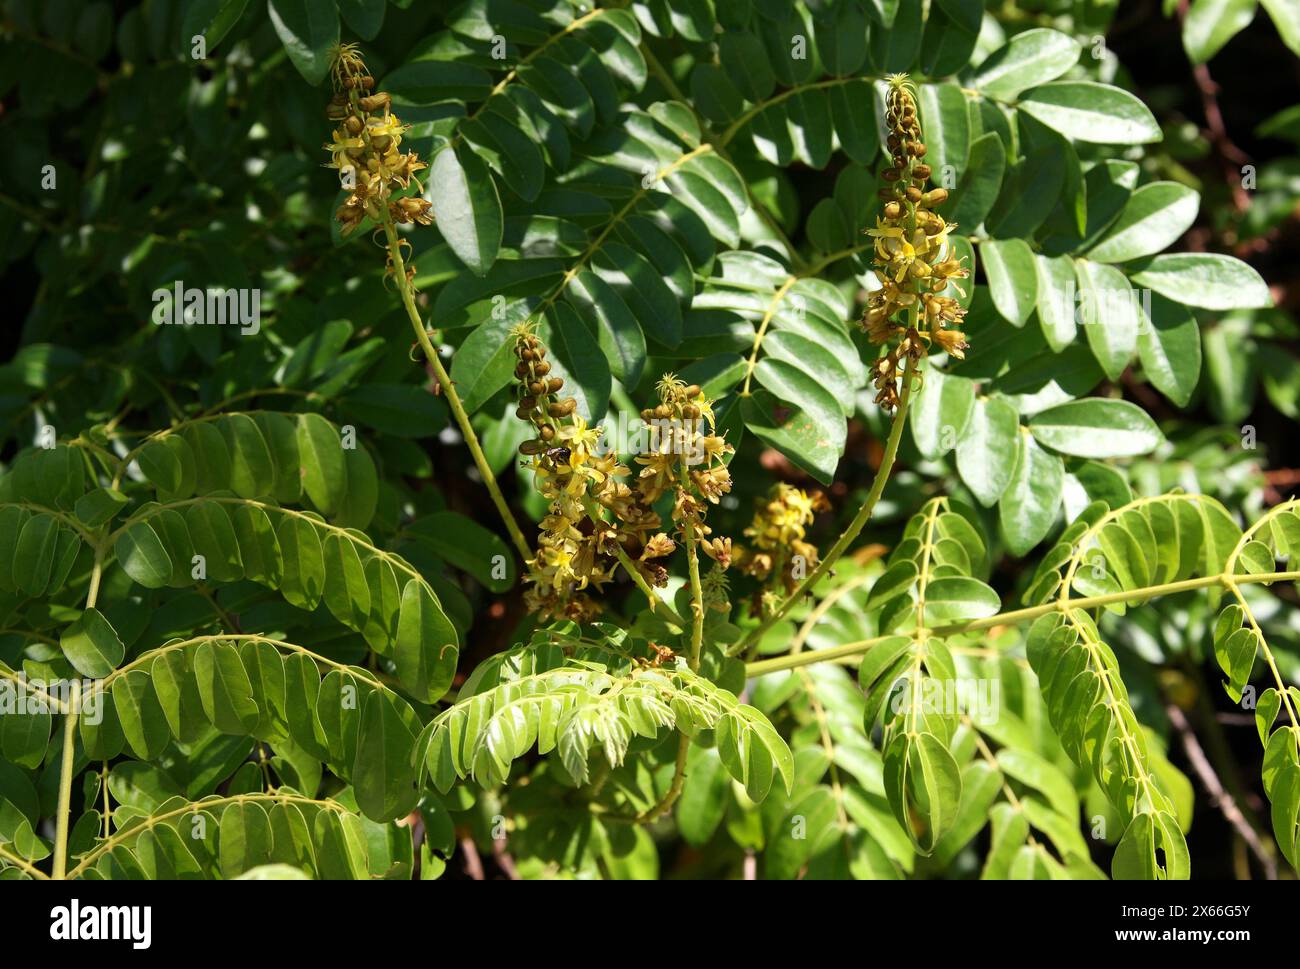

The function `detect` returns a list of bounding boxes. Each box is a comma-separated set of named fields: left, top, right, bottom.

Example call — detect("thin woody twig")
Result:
left=1165, top=703, right=1277, bottom=880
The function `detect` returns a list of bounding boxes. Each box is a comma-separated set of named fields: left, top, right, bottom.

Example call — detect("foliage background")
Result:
left=1, top=0, right=1299, bottom=880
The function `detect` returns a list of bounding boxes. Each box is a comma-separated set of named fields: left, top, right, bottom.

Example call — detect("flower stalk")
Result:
left=322, top=44, right=531, bottom=563
left=734, top=73, right=967, bottom=659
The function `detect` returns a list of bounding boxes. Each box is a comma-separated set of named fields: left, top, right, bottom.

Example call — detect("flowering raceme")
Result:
left=510, top=328, right=738, bottom=623
left=511, top=325, right=678, bottom=621
left=861, top=74, right=971, bottom=410
left=322, top=44, right=434, bottom=282
left=737, top=483, right=830, bottom=604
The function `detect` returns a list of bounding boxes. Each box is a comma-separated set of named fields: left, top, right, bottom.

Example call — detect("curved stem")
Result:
left=636, top=450, right=710, bottom=823
left=681, top=521, right=705, bottom=673
left=637, top=733, right=690, bottom=824
left=740, top=276, right=796, bottom=396
left=733, top=353, right=920, bottom=658
left=745, top=569, right=1300, bottom=677
left=611, top=544, right=689, bottom=630
left=380, top=217, right=532, bottom=563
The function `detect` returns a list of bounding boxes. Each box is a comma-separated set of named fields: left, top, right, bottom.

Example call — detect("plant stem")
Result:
left=611, top=543, right=690, bottom=630
left=733, top=353, right=920, bottom=658
left=380, top=217, right=532, bottom=563
left=745, top=569, right=1300, bottom=677
left=51, top=683, right=80, bottom=880
left=637, top=733, right=690, bottom=824
left=635, top=450, right=710, bottom=823
left=52, top=546, right=104, bottom=879
left=676, top=457, right=707, bottom=671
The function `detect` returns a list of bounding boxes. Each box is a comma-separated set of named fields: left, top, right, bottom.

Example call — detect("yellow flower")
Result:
left=323, top=129, right=364, bottom=169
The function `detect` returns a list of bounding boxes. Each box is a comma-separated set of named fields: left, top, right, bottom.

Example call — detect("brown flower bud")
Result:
left=549, top=399, right=576, bottom=418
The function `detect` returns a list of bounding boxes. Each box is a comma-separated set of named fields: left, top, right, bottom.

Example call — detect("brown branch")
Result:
left=1176, top=0, right=1251, bottom=214
left=492, top=839, right=521, bottom=880
left=1165, top=703, right=1277, bottom=879
left=459, top=835, right=485, bottom=880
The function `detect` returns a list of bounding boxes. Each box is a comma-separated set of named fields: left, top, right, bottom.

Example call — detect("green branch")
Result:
left=746, top=569, right=1300, bottom=677
left=381, top=217, right=533, bottom=564
left=733, top=353, right=921, bottom=658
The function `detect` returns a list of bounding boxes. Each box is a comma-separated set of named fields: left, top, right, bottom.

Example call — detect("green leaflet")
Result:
left=395, top=579, right=459, bottom=704
left=430, top=143, right=503, bottom=277
left=61, top=607, right=125, bottom=679
left=267, top=0, right=338, bottom=85
left=972, top=28, right=1081, bottom=100
left=1018, top=81, right=1161, bottom=145
left=883, top=731, right=963, bottom=854
left=1029, top=399, right=1163, bottom=459
left=352, top=690, right=420, bottom=822
left=955, top=395, right=1019, bottom=506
